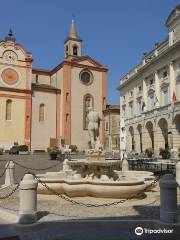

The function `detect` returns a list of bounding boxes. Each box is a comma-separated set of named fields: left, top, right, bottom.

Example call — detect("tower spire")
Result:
left=64, top=18, right=82, bottom=58
left=69, top=17, right=78, bottom=39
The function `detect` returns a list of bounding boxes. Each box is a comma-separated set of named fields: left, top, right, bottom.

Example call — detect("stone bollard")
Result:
left=3, top=160, right=15, bottom=187
left=19, top=174, right=38, bottom=224
left=176, top=161, right=180, bottom=186
left=160, top=174, right=177, bottom=223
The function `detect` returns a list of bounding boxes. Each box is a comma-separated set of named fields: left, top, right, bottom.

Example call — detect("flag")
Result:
left=141, top=101, right=146, bottom=112
left=172, top=91, right=177, bottom=102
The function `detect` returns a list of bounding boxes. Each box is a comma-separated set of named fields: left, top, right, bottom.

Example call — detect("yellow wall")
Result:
left=0, top=96, right=25, bottom=149
left=31, top=91, right=57, bottom=151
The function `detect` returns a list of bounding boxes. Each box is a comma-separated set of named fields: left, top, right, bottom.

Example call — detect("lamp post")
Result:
left=107, top=105, right=112, bottom=152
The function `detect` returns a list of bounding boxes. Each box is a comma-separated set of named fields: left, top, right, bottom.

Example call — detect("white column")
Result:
left=154, top=70, right=160, bottom=108
left=143, top=79, right=147, bottom=111
left=176, top=161, right=180, bottom=186
left=169, top=31, right=174, bottom=46
left=133, top=87, right=137, bottom=116
left=169, top=61, right=175, bottom=101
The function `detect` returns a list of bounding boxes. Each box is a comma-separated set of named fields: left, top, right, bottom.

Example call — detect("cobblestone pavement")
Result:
left=0, top=179, right=180, bottom=222
left=0, top=154, right=180, bottom=222
left=0, top=153, right=63, bottom=185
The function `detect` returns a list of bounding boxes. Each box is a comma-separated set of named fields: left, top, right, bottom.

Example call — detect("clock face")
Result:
left=1, top=68, right=19, bottom=85
left=3, top=51, right=17, bottom=63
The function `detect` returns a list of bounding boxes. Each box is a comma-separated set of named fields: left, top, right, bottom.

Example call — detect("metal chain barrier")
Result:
left=0, top=161, right=10, bottom=178
left=31, top=172, right=160, bottom=208
left=0, top=183, right=19, bottom=200
left=13, top=160, right=61, bottom=171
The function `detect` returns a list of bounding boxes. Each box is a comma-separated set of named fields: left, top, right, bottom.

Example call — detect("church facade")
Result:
left=0, top=20, right=107, bottom=151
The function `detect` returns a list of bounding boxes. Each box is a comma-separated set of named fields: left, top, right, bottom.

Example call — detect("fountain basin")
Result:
left=37, top=177, right=146, bottom=198
left=114, top=170, right=155, bottom=188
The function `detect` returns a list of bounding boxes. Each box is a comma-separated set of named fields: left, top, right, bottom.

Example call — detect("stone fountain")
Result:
left=37, top=109, right=155, bottom=198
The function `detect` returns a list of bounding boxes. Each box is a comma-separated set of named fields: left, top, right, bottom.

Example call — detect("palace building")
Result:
left=0, top=20, right=107, bottom=151
left=119, top=5, right=180, bottom=156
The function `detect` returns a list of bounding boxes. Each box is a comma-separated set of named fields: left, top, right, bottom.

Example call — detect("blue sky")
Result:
left=0, top=0, right=179, bottom=104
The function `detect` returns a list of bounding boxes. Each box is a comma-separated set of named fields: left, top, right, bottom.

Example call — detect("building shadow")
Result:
left=0, top=204, right=179, bottom=240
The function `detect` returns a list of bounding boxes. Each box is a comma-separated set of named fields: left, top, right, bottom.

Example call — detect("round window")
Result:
left=80, top=71, right=93, bottom=85
left=1, top=68, right=19, bottom=85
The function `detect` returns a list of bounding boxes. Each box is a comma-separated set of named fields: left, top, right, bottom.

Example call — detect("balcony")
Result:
left=157, top=41, right=169, bottom=55
left=124, top=102, right=180, bottom=126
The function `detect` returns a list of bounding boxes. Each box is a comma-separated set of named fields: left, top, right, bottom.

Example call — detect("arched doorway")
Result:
left=145, top=121, right=154, bottom=150
left=158, top=118, right=168, bottom=149
left=137, top=124, right=143, bottom=153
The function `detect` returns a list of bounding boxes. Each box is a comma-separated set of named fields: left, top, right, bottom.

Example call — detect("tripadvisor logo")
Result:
left=135, top=227, right=174, bottom=235
left=135, top=227, right=143, bottom=235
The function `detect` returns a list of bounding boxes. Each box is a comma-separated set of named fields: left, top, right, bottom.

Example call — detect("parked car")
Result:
left=9, top=145, right=19, bottom=155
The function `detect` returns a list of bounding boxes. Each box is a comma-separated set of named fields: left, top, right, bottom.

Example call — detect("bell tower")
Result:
left=64, top=18, right=82, bottom=58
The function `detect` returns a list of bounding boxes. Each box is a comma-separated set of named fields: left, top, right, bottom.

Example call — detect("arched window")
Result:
left=6, top=99, right=12, bottom=120
left=73, top=45, right=78, bottom=56
left=83, top=94, right=94, bottom=130
left=65, top=45, right=68, bottom=57
left=39, top=104, right=45, bottom=122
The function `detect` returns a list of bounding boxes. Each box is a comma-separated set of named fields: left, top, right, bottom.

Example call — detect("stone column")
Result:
left=3, top=161, right=15, bottom=187
left=169, top=31, right=173, bottom=46
left=169, top=61, right=175, bottom=102
left=142, top=79, right=147, bottom=111
left=19, top=174, right=38, bottom=224
left=154, top=71, right=160, bottom=108
left=160, top=174, right=177, bottom=223
left=134, top=128, right=140, bottom=153
left=153, top=125, right=160, bottom=157
left=176, top=161, right=180, bottom=186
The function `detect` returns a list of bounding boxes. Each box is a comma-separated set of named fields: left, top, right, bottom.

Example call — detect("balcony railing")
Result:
left=124, top=102, right=180, bottom=125
left=157, top=41, right=169, bottom=55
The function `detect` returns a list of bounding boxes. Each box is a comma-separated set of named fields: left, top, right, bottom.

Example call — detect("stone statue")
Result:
left=87, top=107, right=102, bottom=151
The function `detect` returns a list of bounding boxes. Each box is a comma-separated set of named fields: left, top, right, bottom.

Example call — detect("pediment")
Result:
left=71, top=55, right=104, bottom=68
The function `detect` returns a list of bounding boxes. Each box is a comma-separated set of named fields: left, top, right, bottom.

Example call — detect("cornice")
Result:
left=0, top=86, right=32, bottom=94
left=119, top=40, right=180, bottom=90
